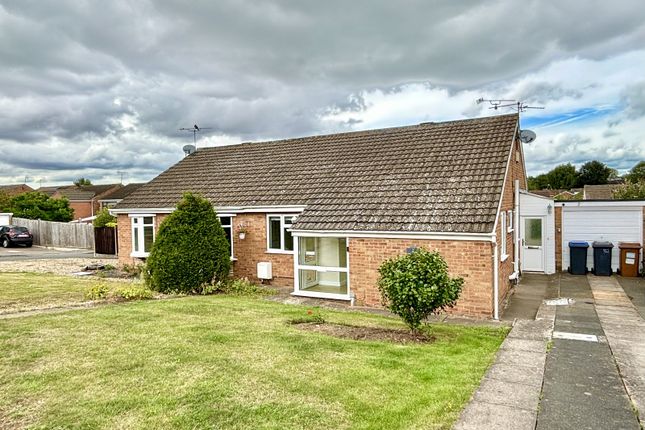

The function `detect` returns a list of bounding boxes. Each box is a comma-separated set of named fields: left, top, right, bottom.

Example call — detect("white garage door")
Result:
left=562, top=206, right=643, bottom=272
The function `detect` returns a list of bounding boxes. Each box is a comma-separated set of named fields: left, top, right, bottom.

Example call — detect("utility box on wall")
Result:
left=257, top=262, right=273, bottom=280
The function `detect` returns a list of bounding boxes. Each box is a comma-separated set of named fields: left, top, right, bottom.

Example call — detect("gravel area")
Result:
left=0, top=258, right=120, bottom=276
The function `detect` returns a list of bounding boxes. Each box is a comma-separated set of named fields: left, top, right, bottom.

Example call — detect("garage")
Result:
left=559, top=201, right=644, bottom=273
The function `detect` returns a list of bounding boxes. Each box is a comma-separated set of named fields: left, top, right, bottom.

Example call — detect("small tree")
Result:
left=93, top=208, right=117, bottom=227
left=626, top=161, right=645, bottom=183
left=74, top=177, right=92, bottom=187
left=9, top=192, right=74, bottom=221
left=377, top=248, right=463, bottom=332
left=613, top=180, right=645, bottom=200
left=145, top=192, right=230, bottom=293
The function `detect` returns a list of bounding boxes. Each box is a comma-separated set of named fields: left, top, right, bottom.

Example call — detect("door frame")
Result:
left=520, top=215, right=546, bottom=272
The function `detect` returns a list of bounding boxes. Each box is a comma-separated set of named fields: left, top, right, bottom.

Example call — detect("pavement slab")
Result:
left=588, top=275, right=645, bottom=421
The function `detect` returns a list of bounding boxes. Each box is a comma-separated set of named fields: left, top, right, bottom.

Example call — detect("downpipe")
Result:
left=492, top=238, right=499, bottom=320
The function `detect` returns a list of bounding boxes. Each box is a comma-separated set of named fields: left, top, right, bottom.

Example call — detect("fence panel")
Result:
left=12, top=217, right=95, bottom=250
left=94, top=227, right=117, bottom=255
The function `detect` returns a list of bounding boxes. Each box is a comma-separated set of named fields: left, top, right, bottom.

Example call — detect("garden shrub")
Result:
left=204, top=278, right=276, bottom=296
left=84, top=283, right=110, bottom=300
left=377, top=248, right=463, bottom=332
left=121, top=263, right=143, bottom=278
left=114, top=285, right=154, bottom=300
left=145, top=193, right=230, bottom=293
left=93, top=208, right=117, bottom=227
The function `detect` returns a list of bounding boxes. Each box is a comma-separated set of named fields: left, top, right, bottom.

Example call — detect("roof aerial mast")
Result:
left=179, top=124, right=213, bottom=156
left=475, top=98, right=545, bottom=144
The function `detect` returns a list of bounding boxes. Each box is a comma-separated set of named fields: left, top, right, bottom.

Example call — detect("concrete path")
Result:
left=454, top=304, right=554, bottom=429
left=618, top=276, right=645, bottom=319
left=502, top=273, right=558, bottom=321
left=588, top=275, right=645, bottom=419
left=536, top=274, right=640, bottom=430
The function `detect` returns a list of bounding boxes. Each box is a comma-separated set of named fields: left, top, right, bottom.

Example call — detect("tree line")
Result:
left=528, top=160, right=645, bottom=190
left=0, top=192, right=74, bottom=222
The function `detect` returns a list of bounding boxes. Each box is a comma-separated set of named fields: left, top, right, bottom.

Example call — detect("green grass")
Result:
left=0, top=272, right=136, bottom=314
left=0, top=273, right=508, bottom=429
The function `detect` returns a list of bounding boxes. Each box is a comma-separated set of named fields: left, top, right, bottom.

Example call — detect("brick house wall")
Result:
left=496, top=137, right=527, bottom=305
left=349, top=238, right=494, bottom=317
left=230, top=213, right=294, bottom=287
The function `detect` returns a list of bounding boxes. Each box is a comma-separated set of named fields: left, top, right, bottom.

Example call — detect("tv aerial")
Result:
left=179, top=124, right=213, bottom=145
left=476, top=98, right=545, bottom=113
left=476, top=98, right=543, bottom=144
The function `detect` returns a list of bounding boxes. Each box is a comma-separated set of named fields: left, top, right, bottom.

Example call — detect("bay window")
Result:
left=294, top=236, right=349, bottom=299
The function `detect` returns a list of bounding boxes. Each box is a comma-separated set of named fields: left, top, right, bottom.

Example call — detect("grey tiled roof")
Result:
left=116, top=114, right=518, bottom=233
left=38, top=184, right=121, bottom=200
left=99, top=183, right=145, bottom=200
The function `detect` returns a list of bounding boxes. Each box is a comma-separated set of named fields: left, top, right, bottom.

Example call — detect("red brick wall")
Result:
left=69, top=201, right=93, bottom=219
left=117, top=212, right=295, bottom=286
left=230, top=213, right=294, bottom=287
left=117, top=214, right=167, bottom=266
left=349, top=238, right=494, bottom=317
left=496, top=136, right=527, bottom=304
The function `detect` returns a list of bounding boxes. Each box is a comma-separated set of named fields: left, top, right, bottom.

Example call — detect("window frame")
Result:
left=500, top=213, right=508, bottom=260
left=266, top=214, right=295, bottom=253
left=507, top=210, right=514, bottom=232
left=130, top=214, right=155, bottom=258
left=218, top=214, right=234, bottom=259
left=293, top=235, right=351, bottom=300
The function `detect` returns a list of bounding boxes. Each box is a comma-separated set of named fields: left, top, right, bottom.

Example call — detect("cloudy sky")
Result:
left=1, top=1, right=644, bottom=187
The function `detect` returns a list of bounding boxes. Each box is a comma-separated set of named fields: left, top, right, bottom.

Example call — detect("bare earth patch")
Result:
left=295, top=322, right=433, bottom=343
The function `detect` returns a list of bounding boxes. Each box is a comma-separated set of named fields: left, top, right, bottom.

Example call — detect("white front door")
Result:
left=521, top=217, right=545, bottom=272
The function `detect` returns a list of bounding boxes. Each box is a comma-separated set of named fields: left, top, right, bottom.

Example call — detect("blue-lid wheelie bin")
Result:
left=592, top=241, right=614, bottom=276
left=568, top=241, right=589, bottom=275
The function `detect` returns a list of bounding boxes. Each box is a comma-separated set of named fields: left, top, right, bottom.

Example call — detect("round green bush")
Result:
left=377, top=248, right=463, bottom=332
left=145, top=193, right=231, bottom=293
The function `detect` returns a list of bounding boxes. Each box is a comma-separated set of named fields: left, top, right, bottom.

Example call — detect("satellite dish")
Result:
left=182, top=144, right=196, bottom=156
left=520, top=129, right=537, bottom=144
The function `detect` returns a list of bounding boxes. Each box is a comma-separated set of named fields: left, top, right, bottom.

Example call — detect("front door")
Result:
left=521, top=217, right=545, bottom=272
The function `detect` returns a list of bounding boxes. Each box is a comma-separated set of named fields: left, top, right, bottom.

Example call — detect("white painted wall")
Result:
left=561, top=205, right=643, bottom=272
left=519, top=192, right=556, bottom=274
left=0, top=213, right=12, bottom=225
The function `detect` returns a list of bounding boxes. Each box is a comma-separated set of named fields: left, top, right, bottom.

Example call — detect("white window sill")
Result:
left=130, top=252, right=150, bottom=258
left=500, top=254, right=510, bottom=262
left=230, top=257, right=237, bottom=261
left=266, top=249, right=294, bottom=255
left=507, top=229, right=514, bottom=233
left=291, top=291, right=351, bottom=301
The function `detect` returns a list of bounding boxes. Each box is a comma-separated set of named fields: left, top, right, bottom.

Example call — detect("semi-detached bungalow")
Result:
left=111, top=113, right=527, bottom=319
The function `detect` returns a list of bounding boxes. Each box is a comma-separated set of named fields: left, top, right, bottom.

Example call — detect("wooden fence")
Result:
left=94, top=226, right=117, bottom=255
left=12, top=217, right=95, bottom=249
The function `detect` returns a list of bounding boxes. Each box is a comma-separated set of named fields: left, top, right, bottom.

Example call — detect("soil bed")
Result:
left=295, top=322, right=433, bottom=343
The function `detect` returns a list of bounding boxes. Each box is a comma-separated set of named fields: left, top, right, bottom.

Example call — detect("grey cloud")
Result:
left=621, top=80, right=645, bottom=119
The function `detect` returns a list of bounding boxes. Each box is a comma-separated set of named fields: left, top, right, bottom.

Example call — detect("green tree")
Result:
left=626, top=161, right=645, bottom=183
left=377, top=248, right=463, bottom=332
left=93, top=208, right=117, bottom=227
left=612, top=180, right=645, bottom=199
left=145, top=193, right=230, bottom=294
left=0, top=191, right=11, bottom=212
left=8, top=192, right=74, bottom=221
left=74, top=177, right=92, bottom=187
left=527, top=163, right=578, bottom=190
left=576, top=161, right=613, bottom=186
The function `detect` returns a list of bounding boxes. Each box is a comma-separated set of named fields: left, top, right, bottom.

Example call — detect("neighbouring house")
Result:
left=38, top=184, right=122, bottom=220
left=112, top=114, right=527, bottom=319
left=583, top=184, right=622, bottom=200
left=97, top=183, right=145, bottom=210
left=0, top=184, right=33, bottom=196
left=531, top=188, right=582, bottom=200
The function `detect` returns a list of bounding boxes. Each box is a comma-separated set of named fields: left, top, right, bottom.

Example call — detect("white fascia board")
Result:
left=555, top=200, right=645, bottom=208
left=110, top=205, right=306, bottom=215
left=491, top=120, right=519, bottom=236
left=290, top=229, right=495, bottom=242
left=519, top=190, right=555, bottom=201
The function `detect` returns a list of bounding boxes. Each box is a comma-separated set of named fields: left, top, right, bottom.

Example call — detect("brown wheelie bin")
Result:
left=618, top=242, right=641, bottom=277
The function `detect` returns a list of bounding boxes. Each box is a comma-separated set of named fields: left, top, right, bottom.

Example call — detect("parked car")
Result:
left=0, top=225, right=33, bottom=248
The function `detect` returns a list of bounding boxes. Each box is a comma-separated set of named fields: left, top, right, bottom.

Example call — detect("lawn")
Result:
left=0, top=273, right=508, bottom=429
left=0, top=272, right=133, bottom=314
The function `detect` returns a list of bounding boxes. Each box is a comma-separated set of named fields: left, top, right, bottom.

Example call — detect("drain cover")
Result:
left=544, top=297, right=575, bottom=306
left=553, top=331, right=598, bottom=342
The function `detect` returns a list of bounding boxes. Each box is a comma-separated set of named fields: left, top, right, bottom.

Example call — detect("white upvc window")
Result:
left=219, top=215, right=234, bottom=258
left=507, top=210, right=514, bottom=232
left=267, top=214, right=294, bottom=253
left=131, top=215, right=155, bottom=257
left=293, top=236, right=350, bottom=300
left=500, top=214, right=508, bottom=259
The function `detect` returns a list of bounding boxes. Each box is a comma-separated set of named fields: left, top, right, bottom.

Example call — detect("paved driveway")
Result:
left=0, top=245, right=95, bottom=261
